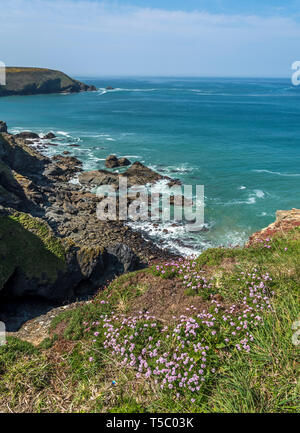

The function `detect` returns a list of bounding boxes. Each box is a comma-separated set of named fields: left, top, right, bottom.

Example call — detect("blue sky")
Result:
left=0, top=0, right=299, bottom=77
left=104, top=0, right=300, bottom=16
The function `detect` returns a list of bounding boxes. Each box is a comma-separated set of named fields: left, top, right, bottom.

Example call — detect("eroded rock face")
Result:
left=0, top=121, right=7, bottom=133
left=247, top=209, right=300, bottom=246
left=0, top=207, right=141, bottom=300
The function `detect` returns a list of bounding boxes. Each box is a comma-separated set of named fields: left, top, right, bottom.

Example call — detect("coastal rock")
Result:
left=0, top=208, right=141, bottom=300
left=0, top=121, right=7, bottom=133
left=105, top=154, right=119, bottom=168
left=105, top=155, right=132, bottom=169
left=118, top=157, right=131, bottom=167
left=14, top=131, right=40, bottom=140
left=79, top=169, right=118, bottom=188
left=43, top=164, right=65, bottom=178
left=125, top=161, right=165, bottom=185
left=44, top=132, right=56, bottom=139
left=247, top=208, right=300, bottom=246
left=106, top=243, right=140, bottom=274
left=0, top=133, right=48, bottom=179
left=0, top=160, right=27, bottom=209
left=50, top=155, right=83, bottom=180
left=79, top=161, right=178, bottom=190
left=0, top=125, right=178, bottom=303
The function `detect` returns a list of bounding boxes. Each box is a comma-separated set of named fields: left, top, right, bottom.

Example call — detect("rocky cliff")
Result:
left=1, top=121, right=299, bottom=304
left=0, top=67, right=96, bottom=97
left=0, top=124, right=175, bottom=302
left=247, top=208, right=300, bottom=246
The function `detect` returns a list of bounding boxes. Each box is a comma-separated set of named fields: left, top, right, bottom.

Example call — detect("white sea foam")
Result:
left=9, top=127, right=22, bottom=134
left=98, top=88, right=156, bottom=96
left=253, top=189, right=265, bottom=198
left=218, top=230, right=249, bottom=248
left=127, top=219, right=209, bottom=257
left=190, top=89, right=214, bottom=95
left=149, top=163, right=194, bottom=176
left=56, top=131, right=71, bottom=137
left=221, top=193, right=265, bottom=206
left=253, top=169, right=300, bottom=177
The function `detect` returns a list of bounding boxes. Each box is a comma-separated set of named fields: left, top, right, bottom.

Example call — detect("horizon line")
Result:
left=72, top=74, right=291, bottom=80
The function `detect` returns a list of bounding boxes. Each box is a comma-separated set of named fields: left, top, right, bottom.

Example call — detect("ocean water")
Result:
left=1, top=77, right=300, bottom=255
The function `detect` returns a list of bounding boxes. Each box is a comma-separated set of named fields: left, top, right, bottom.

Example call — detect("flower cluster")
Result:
left=154, top=258, right=213, bottom=295
left=100, top=311, right=211, bottom=394
left=85, top=270, right=274, bottom=401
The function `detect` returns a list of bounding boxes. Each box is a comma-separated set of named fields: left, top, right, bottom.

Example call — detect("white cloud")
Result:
left=0, top=0, right=299, bottom=76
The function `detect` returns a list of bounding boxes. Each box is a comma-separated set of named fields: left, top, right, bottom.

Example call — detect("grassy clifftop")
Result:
left=1, top=226, right=299, bottom=413
left=0, top=67, right=96, bottom=97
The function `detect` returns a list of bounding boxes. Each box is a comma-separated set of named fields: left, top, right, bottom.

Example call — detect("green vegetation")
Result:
left=0, top=212, right=66, bottom=289
left=0, top=67, right=93, bottom=97
left=0, top=229, right=299, bottom=413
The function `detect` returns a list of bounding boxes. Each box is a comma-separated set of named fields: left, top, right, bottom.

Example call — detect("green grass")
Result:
left=0, top=229, right=299, bottom=413
left=49, top=270, right=148, bottom=340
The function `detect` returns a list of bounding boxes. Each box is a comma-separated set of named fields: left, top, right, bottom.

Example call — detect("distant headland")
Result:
left=0, top=67, right=97, bottom=97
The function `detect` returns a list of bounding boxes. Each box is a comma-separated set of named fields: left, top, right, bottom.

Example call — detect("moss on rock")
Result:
left=0, top=212, right=66, bottom=289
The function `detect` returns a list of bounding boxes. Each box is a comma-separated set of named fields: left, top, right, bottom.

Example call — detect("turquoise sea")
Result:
left=1, top=77, right=300, bottom=255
